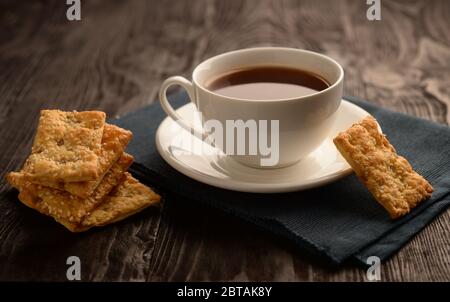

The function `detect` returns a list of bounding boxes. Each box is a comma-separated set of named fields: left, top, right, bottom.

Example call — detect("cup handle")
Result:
left=159, top=76, right=205, bottom=139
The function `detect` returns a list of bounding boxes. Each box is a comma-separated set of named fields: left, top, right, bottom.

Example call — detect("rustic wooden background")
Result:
left=0, top=0, right=449, bottom=281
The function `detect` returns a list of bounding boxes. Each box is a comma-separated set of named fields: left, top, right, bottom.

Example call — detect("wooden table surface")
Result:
left=1, top=0, right=449, bottom=281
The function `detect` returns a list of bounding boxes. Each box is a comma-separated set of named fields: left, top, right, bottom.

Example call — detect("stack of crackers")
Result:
left=6, top=110, right=160, bottom=232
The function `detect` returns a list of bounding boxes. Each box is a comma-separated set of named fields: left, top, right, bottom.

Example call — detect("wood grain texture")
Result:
left=0, top=0, right=449, bottom=281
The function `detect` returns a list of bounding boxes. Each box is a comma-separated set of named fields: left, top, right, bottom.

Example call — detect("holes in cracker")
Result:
left=32, top=196, right=43, bottom=205
left=57, top=139, right=65, bottom=146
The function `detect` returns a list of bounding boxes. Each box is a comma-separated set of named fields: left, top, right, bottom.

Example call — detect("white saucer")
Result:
left=155, top=100, right=372, bottom=193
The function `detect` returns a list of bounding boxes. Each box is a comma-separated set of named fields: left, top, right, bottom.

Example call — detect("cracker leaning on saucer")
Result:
left=7, top=153, right=134, bottom=223
left=333, top=116, right=433, bottom=218
left=22, top=110, right=106, bottom=183
left=55, top=173, right=161, bottom=232
left=32, top=124, right=133, bottom=198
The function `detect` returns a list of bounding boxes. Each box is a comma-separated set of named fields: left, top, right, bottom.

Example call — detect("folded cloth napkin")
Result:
left=112, top=92, right=450, bottom=266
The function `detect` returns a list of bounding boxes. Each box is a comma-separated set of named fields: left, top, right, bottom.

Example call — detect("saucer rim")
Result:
left=155, top=100, right=369, bottom=193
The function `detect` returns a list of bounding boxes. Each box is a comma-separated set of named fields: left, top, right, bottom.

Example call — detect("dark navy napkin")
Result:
left=112, top=92, right=450, bottom=266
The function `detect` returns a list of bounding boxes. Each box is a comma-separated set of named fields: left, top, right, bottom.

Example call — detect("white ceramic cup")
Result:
left=159, top=47, right=344, bottom=168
